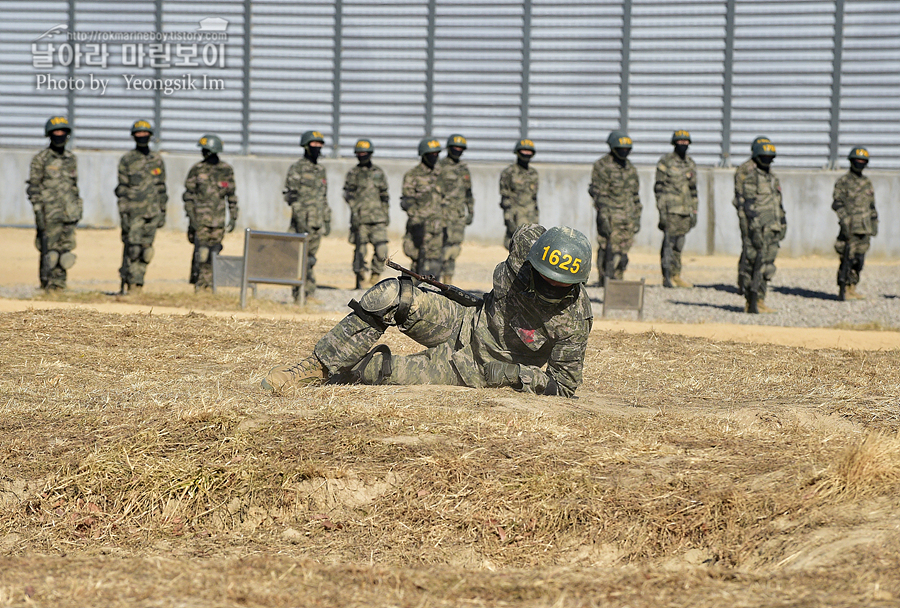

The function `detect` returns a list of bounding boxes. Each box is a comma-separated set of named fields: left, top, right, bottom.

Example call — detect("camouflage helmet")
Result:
left=197, top=134, right=223, bottom=154
left=418, top=137, right=442, bottom=156
left=848, top=147, right=869, bottom=162
left=607, top=130, right=633, bottom=150
left=671, top=129, right=691, bottom=144
left=131, top=119, right=153, bottom=135
left=751, top=139, right=777, bottom=160
left=446, top=134, right=467, bottom=149
left=354, top=139, right=374, bottom=154
left=300, top=130, right=325, bottom=147
left=751, top=135, right=772, bottom=151
left=514, top=139, right=536, bottom=154
left=526, top=226, right=592, bottom=285
left=44, top=116, right=72, bottom=136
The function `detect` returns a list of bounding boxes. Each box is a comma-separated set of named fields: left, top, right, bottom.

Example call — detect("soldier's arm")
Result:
left=224, top=167, right=238, bottom=211
left=831, top=178, right=847, bottom=219
left=377, top=169, right=390, bottom=206
left=115, top=157, right=131, bottom=204
left=588, top=162, right=605, bottom=205
left=27, top=154, right=45, bottom=204
left=283, top=165, right=299, bottom=205
left=182, top=166, right=198, bottom=222
left=342, top=168, right=355, bottom=204
left=400, top=173, right=417, bottom=213
left=654, top=162, right=667, bottom=212
left=545, top=327, right=590, bottom=398
left=498, top=168, right=512, bottom=208
left=72, top=155, right=83, bottom=221
left=463, top=166, right=475, bottom=217
left=157, top=160, right=169, bottom=204
left=688, top=159, right=699, bottom=204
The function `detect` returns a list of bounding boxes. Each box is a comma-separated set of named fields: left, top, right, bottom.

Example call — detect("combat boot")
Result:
left=355, top=273, right=366, bottom=290
left=757, top=298, right=775, bottom=313
left=261, top=355, right=327, bottom=391
left=845, top=284, right=865, bottom=300
left=131, top=284, right=143, bottom=294
left=672, top=274, right=693, bottom=288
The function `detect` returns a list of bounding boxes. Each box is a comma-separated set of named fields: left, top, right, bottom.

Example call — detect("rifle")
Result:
left=38, top=229, right=50, bottom=289
left=746, top=242, right=764, bottom=314
left=837, top=238, right=852, bottom=301
left=386, top=259, right=482, bottom=307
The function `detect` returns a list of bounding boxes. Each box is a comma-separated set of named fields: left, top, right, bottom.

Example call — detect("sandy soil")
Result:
left=2, top=226, right=899, bottom=351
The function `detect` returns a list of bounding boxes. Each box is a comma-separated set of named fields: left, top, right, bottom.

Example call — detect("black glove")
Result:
left=484, top=361, right=522, bottom=389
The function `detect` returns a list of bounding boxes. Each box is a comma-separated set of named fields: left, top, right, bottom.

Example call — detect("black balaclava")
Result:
left=612, top=147, right=630, bottom=167
left=356, top=152, right=372, bottom=167
left=754, top=156, right=773, bottom=172
left=448, top=146, right=464, bottom=161
left=134, top=135, right=151, bottom=155
left=202, top=148, right=219, bottom=164
left=850, top=159, right=867, bottom=175
left=516, top=152, right=532, bottom=169
left=305, top=145, right=321, bottom=163
left=674, top=144, right=689, bottom=159
left=423, top=152, right=439, bottom=169
left=49, top=131, right=69, bottom=152
left=529, top=266, right=577, bottom=304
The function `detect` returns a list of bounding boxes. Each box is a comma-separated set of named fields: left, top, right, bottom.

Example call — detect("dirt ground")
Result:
left=1, top=227, right=899, bottom=607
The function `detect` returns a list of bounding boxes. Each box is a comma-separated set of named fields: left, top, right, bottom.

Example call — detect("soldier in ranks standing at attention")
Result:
left=499, top=139, right=539, bottom=250
left=437, top=133, right=474, bottom=284
left=344, top=138, right=390, bottom=289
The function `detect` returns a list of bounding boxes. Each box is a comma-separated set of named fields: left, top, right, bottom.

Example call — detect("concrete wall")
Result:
left=3, top=147, right=898, bottom=258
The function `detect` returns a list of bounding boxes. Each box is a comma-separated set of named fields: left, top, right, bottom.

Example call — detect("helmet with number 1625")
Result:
left=526, top=226, right=592, bottom=285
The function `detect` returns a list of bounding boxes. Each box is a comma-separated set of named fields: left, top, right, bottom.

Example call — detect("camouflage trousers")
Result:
left=351, top=222, right=388, bottom=277
left=190, top=225, right=225, bottom=289
left=35, top=221, right=77, bottom=289
left=441, top=221, right=466, bottom=279
left=596, top=220, right=636, bottom=281
left=403, top=219, right=445, bottom=278
left=120, top=214, right=160, bottom=287
left=503, top=206, right=539, bottom=250
left=738, top=229, right=780, bottom=298
left=660, top=214, right=693, bottom=277
left=835, top=234, right=871, bottom=286
left=735, top=208, right=749, bottom=293
left=314, top=283, right=471, bottom=386
left=290, top=216, right=323, bottom=297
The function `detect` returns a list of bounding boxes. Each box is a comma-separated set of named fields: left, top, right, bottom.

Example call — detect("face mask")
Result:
left=530, top=267, right=576, bottom=304
left=448, top=146, right=463, bottom=160
left=423, top=152, right=439, bottom=168
left=674, top=144, right=689, bottom=157
left=612, top=147, right=631, bottom=160
left=134, top=135, right=151, bottom=147
left=356, top=152, right=371, bottom=166
left=850, top=159, right=867, bottom=173
left=516, top=152, right=532, bottom=168
left=755, top=155, right=774, bottom=169
left=202, top=149, right=219, bottom=164
left=305, top=146, right=322, bottom=162
left=50, top=133, right=68, bottom=147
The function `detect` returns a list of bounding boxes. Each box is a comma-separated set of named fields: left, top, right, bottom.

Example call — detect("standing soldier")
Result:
left=734, top=136, right=772, bottom=295
left=589, top=130, right=641, bottom=282
left=735, top=139, right=786, bottom=313
left=655, top=129, right=698, bottom=288
left=27, top=116, right=82, bottom=291
left=182, top=134, right=238, bottom=291
left=401, top=137, right=445, bottom=277
left=344, top=138, right=389, bottom=289
left=437, top=133, right=474, bottom=284
left=833, top=147, right=878, bottom=300
left=116, top=119, right=167, bottom=294
left=285, top=130, right=331, bottom=299
left=499, top=139, right=539, bottom=250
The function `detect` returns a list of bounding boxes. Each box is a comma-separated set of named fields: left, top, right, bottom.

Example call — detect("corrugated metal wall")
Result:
left=2, top=0, right=899, bottom=168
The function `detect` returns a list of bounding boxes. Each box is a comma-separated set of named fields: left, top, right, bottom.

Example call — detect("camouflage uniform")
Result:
left=499, top=163, right=539, bottom=249
left=116, top=149, right=167, bottom=288
left=733, top=158, right=756, bottom=293
left=312, top=224, right=592, bottom=397
left=344, top=161, right=389, bottom=282
left=401, top=161, right=445, bottom=277
left=589, top=153, right=642, bottom=280
left=437, top=155, right=474, bottom=280
left=285, top=156, right=331, bottom=296
left=183, top=160, right=238, bottom=289
left=27, top=147, right=82, bottom=289
left=832, top=170, right=877, bottom=287
left=655, top=151, right=698, bottom=281
left=735, top=164, right=786, bottom=299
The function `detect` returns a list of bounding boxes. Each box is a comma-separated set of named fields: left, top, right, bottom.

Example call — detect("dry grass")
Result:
left=1, top=308, right=899, bottom=607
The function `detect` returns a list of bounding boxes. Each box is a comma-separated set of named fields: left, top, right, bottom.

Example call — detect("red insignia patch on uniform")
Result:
left=151, top=168, right=162, bottom=175
left=322, top=178, right=327, bottom=185
left=516, top=328, right=536, bottom=344
left=220, top=181, right=230, bottom=188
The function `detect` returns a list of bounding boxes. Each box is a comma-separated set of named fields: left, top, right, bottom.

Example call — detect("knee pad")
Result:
left=128, top=245, right=142, bottom=262
left=45, top=250, right=60, bottom=269
left=618, top=253, right=629, bottom=271
left=197, top=246, right=210, bottom=264
left=853, top=255, right=865, bottom=273
left=142, top=246, right=154, bottom=263
left=358, top=276, right=415, bottom=325
left=763, top=263, right=777, bottom=281
left=59, top=251, right=76, bottom=270
left=443, top=244, right=461, bottom=262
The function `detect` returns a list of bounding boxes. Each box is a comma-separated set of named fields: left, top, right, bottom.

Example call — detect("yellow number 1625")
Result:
left=542, top=246, right=581, bottom=274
